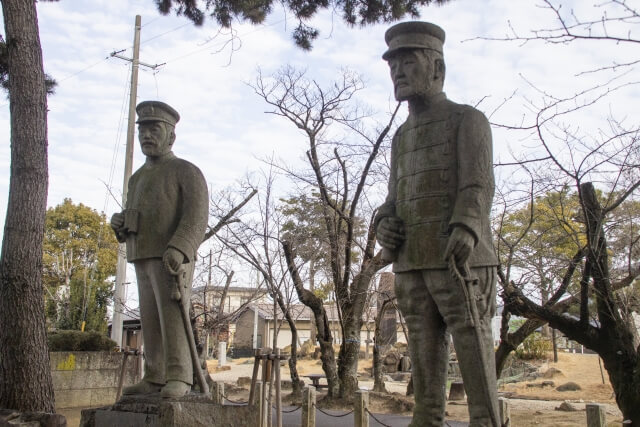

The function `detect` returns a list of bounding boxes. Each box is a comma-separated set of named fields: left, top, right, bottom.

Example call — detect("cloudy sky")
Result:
left=0, top=0, right=636, bottom=298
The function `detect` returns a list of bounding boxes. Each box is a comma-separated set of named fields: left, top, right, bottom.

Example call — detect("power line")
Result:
left=161, top=15, right=292, bottom=66
left=103, top=65, right=132, bottom=214
left=140, top=22, right=192, bottom=46
left=58, top=56, right=111, bottom=83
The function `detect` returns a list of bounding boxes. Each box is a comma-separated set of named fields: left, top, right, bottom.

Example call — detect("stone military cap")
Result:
left=382, top=21, right=446, bottom=60
left=136, top=101, right=180, bottom=126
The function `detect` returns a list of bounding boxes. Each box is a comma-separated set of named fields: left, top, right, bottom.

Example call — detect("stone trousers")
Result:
left=395, top=267, right=498, bottom=427
left=134, top=258, right=194, bottom=385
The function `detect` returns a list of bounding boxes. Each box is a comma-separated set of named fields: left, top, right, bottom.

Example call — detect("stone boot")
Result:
left=122, top=380, right=162, bottom=395
left=161, top=380, right=191, bottom=398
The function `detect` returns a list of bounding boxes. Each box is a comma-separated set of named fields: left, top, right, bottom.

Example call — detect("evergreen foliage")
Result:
left=43, top=199, right=119, bottom=333
left=47, top=330, right=116, bottom=352
left=153, top=0, right=450, bottom=49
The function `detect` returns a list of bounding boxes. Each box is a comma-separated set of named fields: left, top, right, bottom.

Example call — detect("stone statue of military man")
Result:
left=111, top=101, right=208, bottom=398
left=375, top=22, right=500, bottom=426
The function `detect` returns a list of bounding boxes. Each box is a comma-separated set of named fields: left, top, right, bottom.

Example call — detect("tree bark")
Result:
left=580, top=183, right=639, bottom=425
left=283, top=240, right=339, bottom=397
left=0, top=0, right=54, bottom=412
left=373, top=299, right=392, bottom=393
left=337, top=313, right=361, bottom=399
left=502, top=183, right=640, bottom=424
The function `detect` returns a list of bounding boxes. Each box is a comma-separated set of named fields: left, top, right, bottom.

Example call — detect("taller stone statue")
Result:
left=111, top=101, right=209, bottom=398
left=375, top=22, right=500, bottom=426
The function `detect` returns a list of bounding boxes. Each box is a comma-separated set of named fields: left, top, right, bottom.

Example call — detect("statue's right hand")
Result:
left=376, top=216, right=405, bottom=250
left=110, top=212, right=125, bottom=231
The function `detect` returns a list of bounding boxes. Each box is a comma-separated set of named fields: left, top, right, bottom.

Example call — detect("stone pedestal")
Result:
left=79, top=393, right=258, bottom=427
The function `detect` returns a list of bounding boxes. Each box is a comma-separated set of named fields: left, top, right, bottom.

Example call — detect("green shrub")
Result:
left=48, top=330, right=116, bottom=352
left=515, top=332, right=552, bottom=360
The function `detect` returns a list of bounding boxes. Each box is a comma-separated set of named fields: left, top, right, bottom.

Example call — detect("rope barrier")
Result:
left=365, top=408, right=393, bottom=427
left=280, top=405, right=302, bottom=413
left=312, top=403, right=354, bottom=417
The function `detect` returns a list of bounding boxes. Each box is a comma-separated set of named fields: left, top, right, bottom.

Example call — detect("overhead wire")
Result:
left=161, top=14, right=292, bottom=66
left=104, top=65, right=133, bottom=213
left=58, top=56, right=112, bottom=83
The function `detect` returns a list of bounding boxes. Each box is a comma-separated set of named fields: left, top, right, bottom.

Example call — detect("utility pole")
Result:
left=110, top=15, right=161, bottom=348
left=205, top=249, right=212, bottom=357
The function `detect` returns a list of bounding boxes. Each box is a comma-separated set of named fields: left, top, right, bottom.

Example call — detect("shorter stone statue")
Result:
left=111, top=101, right=208, bottom=398
left=375, top=22, right=500, bottom=426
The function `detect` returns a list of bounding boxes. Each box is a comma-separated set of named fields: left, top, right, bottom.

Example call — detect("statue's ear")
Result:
left=169, top=129, right=176, bottom=146
left=434, top=58, right=445, bottom=82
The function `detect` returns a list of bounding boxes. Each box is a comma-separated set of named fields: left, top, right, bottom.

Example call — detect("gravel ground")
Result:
left=209, top=358, right=623, bottom=421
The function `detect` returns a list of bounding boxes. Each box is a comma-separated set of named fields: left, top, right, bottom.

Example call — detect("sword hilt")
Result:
left=170, top=266, right=186, bottom=302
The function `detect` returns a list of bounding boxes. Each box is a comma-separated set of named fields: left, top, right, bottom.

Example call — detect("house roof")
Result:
left=244, top=302, right=380, bottom=323
left=192, top=285, right=267, bottom=295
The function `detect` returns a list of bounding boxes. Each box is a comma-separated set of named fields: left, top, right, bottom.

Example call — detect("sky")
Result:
left=0, top=0, right=637, bottom=303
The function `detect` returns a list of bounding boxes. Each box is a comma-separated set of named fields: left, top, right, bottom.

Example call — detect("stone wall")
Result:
left=51, top=351, right=141, bottom=409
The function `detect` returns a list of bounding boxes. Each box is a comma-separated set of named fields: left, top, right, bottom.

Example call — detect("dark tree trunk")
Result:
left=283, top=241, right=339, bottom=397
left=0, top=0, right=54, bottom=413
left=372, top=299, right=392, bottom=393
left=337, top=314, right=361, bottom=399
left=285, top=314, right=303, bottom=398
left=580, top=183, right=639, bottom=425
left=503, top=182, right=640, bottom=425
left=495, top=318, right=544, bottom=377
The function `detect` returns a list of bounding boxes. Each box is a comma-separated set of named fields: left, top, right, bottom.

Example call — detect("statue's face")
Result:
left=138, top=121, right=173, bottom=157
left=388, top=49, right=440, bottom=101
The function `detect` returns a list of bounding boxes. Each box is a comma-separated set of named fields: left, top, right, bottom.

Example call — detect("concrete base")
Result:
left=79, top=393, right=258, bottom=427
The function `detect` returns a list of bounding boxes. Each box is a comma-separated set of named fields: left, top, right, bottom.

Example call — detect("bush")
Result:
left=48, top=330, right=116, bottom=352
left=515, top=332, right=552, bottom=360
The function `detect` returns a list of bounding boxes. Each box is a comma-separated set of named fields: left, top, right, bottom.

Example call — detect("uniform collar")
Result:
left=145, top=151, right=175, bottom=166
left=408, top=92, right=446, bottom=116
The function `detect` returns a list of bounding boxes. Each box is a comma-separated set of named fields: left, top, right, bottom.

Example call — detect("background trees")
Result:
left=253, top=65, right=398, bottom=398
left=43, top=199, right=118, bottom=333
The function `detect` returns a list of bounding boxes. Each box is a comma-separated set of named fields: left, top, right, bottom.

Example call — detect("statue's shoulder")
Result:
left=168, top=156, right=206, bottom=181
left=449, top=100, right=489, bottom=123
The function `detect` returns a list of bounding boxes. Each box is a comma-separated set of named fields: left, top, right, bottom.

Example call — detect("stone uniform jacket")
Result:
left=376, top=93, right=498, bottom=271
left=118, top=152, right=208, bottom=263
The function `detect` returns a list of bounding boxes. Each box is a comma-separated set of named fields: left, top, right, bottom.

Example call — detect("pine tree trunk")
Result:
left=0, top=0, right=54, bottom=413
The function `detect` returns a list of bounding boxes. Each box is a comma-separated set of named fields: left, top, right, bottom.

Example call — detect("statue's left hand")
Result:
left=443, top=226, right=475, bottom=265
left=163, top=247, right=185, bottom=276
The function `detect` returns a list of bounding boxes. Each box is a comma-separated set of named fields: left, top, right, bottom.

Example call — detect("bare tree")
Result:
left=485, top=1, right=640, bottom=421
left=252, top=65, right=399, bottom=398
left=217, top=170, right=305, bottom=397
